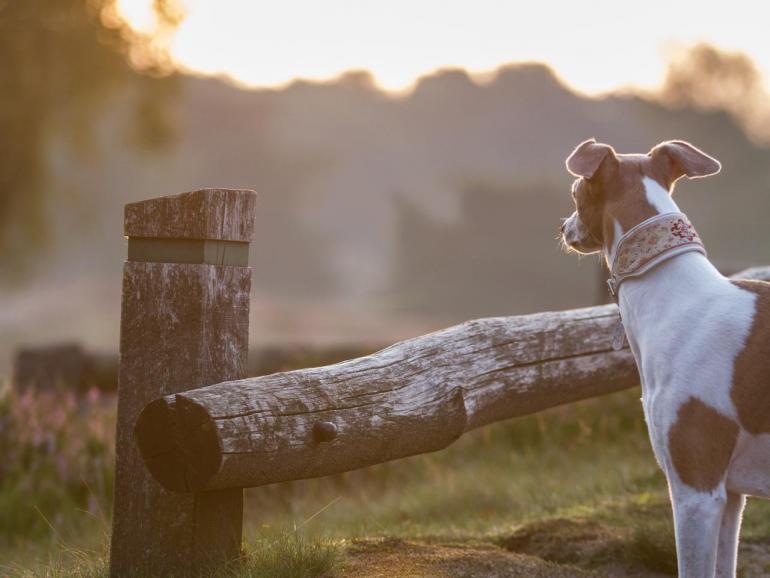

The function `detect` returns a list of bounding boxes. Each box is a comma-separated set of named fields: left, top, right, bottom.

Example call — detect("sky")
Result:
left=116, top=0, right=770, bottom=95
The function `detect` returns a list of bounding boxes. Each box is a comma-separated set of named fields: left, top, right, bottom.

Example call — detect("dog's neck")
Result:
left=605, top=182, right=725, bottom=355
left=605, top=177, right=680, bottom=266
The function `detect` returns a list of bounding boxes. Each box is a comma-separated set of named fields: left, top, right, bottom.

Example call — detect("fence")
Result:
left=108, top=188, right=770, bottom=576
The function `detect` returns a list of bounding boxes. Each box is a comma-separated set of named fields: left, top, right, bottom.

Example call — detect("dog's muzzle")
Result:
left=561, top=212, right=598, bottom=252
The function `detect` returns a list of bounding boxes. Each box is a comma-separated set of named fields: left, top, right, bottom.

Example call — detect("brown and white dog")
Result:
left=560, top=139, right=770, bottom=578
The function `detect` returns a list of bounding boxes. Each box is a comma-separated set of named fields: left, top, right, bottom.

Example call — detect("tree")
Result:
left=661, top=44, right=770, bottom=144
left=0, top=0, right=181, bottom=277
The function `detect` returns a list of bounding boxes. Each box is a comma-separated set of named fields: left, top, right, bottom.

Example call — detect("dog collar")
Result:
left=606, top=212, right=707, bottom=301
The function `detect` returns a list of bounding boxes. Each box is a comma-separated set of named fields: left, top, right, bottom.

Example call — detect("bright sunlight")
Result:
left=115, top=0, right=770, bottom=94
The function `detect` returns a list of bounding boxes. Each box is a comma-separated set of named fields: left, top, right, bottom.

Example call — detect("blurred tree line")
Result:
left=1, top=5, right=768, bottom=289
left=0, top=0, right=181, bottom=277
left=661, top=44, right=770, bottom=144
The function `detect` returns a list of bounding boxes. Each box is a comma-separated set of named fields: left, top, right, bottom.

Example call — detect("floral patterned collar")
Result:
left=606, top=212, right=707, bottom=300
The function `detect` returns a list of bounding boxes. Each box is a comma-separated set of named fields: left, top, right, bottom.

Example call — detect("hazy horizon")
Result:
left=3, top=48, right=770, bottom=376
left=4, top=1, right=770, bottom=377
left=116, top=0, right=770, bottom=96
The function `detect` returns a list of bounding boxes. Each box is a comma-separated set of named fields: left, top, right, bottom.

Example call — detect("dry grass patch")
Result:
left=343, top=537, right=593, bottom=578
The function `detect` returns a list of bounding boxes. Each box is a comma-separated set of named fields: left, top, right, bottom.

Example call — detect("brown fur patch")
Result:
left=731, top=280, right=770, bottom=434
left=668, top=397, right=738, bottom=491
left=575, top=156, right=663, bottom=244
left=573, top=178, right=604, bottom=244
left=650, top=141, right=721, bottom=182
left=603, top=157, right=662, bottom=232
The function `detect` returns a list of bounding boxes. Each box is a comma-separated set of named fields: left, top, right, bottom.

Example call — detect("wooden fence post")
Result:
left=109, top=188, right=257, bottom=577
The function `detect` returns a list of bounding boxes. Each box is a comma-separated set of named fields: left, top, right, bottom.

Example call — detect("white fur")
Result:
left=561, top=211, right=591, bottom=249
left=603, top=179, right=763, bottom=577
left=643, top=176, right=680, bottom=214
left=607, top=218, right=624, bottom=264
left=620, top=253, right=755, bottom=455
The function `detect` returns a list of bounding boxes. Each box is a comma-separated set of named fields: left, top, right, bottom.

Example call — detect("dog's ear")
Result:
left=566, top=139, right=616, bottom=179
left=649, top=141, right=721, bottom=185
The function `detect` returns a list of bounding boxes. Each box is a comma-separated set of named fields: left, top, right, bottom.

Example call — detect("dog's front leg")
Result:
left=715, top=492, right=745, bottom=578
left=669, top=482, right=727, bottom=578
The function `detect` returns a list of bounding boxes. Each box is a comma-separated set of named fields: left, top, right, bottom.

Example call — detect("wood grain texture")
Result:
left=136, top=266, right=770, bottom=493
left=124, top=188, right=257, bottom=241
left=110, top=263, right=250, bottom=576
left=137, top=306, right=633, bottom=492
left=110, top=188, right=255, bottom=577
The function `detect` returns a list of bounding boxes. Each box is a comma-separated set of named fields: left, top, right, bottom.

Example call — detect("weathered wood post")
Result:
left=109, top=188, right=256, bottom=577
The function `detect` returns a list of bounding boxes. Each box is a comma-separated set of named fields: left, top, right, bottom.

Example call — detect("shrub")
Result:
left=0, top=382, right=115, bottom=544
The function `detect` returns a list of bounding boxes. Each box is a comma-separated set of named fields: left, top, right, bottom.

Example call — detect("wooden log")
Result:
left=110, top=189, right=256, bottom=577
left=135, top=266, right=770, bottom=493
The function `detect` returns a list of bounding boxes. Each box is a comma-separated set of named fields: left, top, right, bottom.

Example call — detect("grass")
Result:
left=626, top=514, right=678, bottom=574
left=2, top=529, right=340, bottom=578
left=4, top=543, right=110, bottom=578
left=5, top=377, right=770, bottom=576
left=233, top=529, right=340, bottom=578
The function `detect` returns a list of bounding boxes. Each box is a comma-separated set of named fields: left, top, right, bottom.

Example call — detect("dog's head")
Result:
left=560, top=139, right=721, bottom=258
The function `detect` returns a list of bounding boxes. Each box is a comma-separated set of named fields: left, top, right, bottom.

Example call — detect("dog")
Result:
left=560, top=139, right=770, bottom=578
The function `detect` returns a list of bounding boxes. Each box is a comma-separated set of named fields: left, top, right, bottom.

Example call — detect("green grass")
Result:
left=1, top=532, right=110, bottom=578
left=6, top=379, right=770, bottom=576
left=231, top=529, right=340, bottom=578
left=625, top=514, right=678, bottom=575
left=2, top=529, right=341, bottom=578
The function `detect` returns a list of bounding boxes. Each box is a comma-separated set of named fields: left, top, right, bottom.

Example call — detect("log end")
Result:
left=134, top=396, right=222, bottom=492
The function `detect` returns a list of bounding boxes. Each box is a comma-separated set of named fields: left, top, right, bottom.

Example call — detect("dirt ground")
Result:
left=341, top=537, right=675, bottom=577
left=340, top=519, right=770, bottom=577
left=342, top=537, right=596, bottom=578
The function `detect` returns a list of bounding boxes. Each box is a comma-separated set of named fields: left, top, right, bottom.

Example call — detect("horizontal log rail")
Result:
left=135, top=266, right=770, bottom=493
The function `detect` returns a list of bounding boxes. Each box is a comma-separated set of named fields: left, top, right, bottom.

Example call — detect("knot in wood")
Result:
left=313, top=421, right=337, bottom=443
